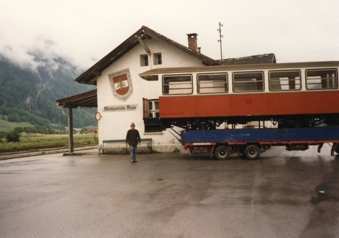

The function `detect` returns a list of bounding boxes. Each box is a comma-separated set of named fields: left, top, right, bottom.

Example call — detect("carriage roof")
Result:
left=140, top=61, right=339, bottom=80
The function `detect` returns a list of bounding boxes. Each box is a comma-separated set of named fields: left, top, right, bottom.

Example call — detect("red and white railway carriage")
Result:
left=141, top=61, right=339, bottom=130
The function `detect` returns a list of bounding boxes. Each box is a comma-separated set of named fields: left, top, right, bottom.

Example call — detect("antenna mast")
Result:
left=217, top=22, right=224, bottom=62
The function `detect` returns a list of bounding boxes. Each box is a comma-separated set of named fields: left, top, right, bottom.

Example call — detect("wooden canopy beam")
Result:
left=56, top=89, right=97, bottom=108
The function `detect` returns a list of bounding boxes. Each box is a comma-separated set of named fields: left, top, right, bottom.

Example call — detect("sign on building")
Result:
left=109, top=69, right=133, bottom=99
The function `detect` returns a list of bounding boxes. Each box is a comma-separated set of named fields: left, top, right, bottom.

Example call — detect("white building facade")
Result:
left=73, top=27, right=217, bottom=152
left=97, top=39, right=204, bottom=151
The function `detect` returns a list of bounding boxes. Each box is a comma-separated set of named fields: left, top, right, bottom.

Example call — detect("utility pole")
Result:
left=217, top=22, right=224, bottom=62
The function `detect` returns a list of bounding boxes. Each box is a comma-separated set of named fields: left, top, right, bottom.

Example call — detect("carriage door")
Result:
left=142, top=98, right=161, bottom=132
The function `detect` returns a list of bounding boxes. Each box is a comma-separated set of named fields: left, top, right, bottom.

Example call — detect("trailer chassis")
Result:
left=180, top=127, right=339, bottom=160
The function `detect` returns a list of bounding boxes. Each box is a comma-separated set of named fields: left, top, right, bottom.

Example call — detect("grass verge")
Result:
left=0, top=133, right=98, bottom=153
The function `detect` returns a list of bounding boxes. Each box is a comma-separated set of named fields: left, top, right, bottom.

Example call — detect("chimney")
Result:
left=187, top=33, right=198, bottom=53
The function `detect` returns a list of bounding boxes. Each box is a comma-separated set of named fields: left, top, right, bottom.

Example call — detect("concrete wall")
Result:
left=96, top=38, right=203, bottom=152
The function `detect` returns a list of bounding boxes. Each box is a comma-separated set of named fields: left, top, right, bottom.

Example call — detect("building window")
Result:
left=232, top=71, right=264, bottom=93
left=140, top=54, right=149, bottom=66
left=306, top=68, right=338, bottom=90
left=197, top=73, right=228, bottom=94
left=153, top=53, right=162, bottom=65
left=162, top=74, right=193, bottom=95
left=269, top=70, right=301, bottom=91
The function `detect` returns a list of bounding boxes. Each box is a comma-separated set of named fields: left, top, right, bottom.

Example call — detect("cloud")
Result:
left=0, top=0, right=338, bottom=71
left=0, top=36, right=73, bottom=72
left=0, top=44, right=40, bottom=70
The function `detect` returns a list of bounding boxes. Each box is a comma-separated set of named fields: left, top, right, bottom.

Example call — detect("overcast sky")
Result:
left=0, top=0, right=338, bottom=69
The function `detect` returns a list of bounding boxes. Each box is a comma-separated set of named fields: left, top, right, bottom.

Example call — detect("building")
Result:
left=57, top=26, right=276, bottom=153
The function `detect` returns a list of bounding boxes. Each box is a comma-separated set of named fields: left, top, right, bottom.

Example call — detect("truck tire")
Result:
left=335, top=144, right=339, bottom=154
left=214, top=145, right=231, bottom=160
left=244, top=144, right=261, bottom=160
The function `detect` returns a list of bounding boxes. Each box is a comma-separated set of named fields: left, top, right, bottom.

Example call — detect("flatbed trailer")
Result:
left=180, top=127, right=339, bottom=159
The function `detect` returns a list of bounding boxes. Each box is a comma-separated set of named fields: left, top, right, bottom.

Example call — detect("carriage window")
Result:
left=197, top=73, right=228, bottom=94
left=162, top=75, right=193, bottom=95
left=306, top=68, right=338, bottom=90
left=148, top=99, right=160, bottom=118
left=232, top=71, right=264, bottom=92
left=269, top=70, right=301, bottom=91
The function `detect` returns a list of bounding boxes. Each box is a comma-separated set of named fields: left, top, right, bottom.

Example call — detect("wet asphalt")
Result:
left=0, top=146, right=339, bottom=238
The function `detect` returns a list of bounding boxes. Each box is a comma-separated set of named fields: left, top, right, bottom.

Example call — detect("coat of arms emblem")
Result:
left=109, top=69, right=133, bottom=99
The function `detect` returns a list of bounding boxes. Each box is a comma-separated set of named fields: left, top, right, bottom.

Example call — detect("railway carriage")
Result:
left=141, top=61, right=339, bottom=131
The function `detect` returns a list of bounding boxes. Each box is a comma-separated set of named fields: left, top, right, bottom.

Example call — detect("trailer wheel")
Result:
left=244, top=144, right=261, bottom=160
left=214, top=145, right=231, bottom=160
left=334, top=144, right=339, bottom=154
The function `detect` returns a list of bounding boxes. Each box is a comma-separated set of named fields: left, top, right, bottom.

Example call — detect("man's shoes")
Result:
left=131, top=160, right=137, bottom=163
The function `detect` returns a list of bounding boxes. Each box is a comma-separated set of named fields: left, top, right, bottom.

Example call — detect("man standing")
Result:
left=126, top=122, right=141, bottom=163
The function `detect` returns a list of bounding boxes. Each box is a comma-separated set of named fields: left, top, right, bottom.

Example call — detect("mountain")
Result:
left=0, top=51, right=96, bottom=131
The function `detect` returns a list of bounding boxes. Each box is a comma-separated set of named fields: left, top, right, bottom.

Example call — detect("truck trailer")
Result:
left=179, top=127, right=339, bottom=159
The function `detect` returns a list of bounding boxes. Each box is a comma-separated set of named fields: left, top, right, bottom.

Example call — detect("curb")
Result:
left=0, top=146, right=97, bottom=160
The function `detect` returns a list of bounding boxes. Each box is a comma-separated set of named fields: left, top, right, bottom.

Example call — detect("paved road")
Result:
left=0, top=147, right=338, bottom=238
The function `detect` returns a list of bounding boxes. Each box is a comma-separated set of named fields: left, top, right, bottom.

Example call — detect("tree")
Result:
left=6, top=130, right=20, bottom=143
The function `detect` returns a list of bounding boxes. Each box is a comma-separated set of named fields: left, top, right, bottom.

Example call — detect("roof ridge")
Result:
left=75, top=25, right=216, bottom=84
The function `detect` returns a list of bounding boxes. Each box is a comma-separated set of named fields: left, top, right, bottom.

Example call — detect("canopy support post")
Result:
left=68, top=107, right=74, bottom=154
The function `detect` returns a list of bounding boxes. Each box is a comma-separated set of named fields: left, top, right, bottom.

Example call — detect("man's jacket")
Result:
left=126, top=129, right=141, bottom=146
